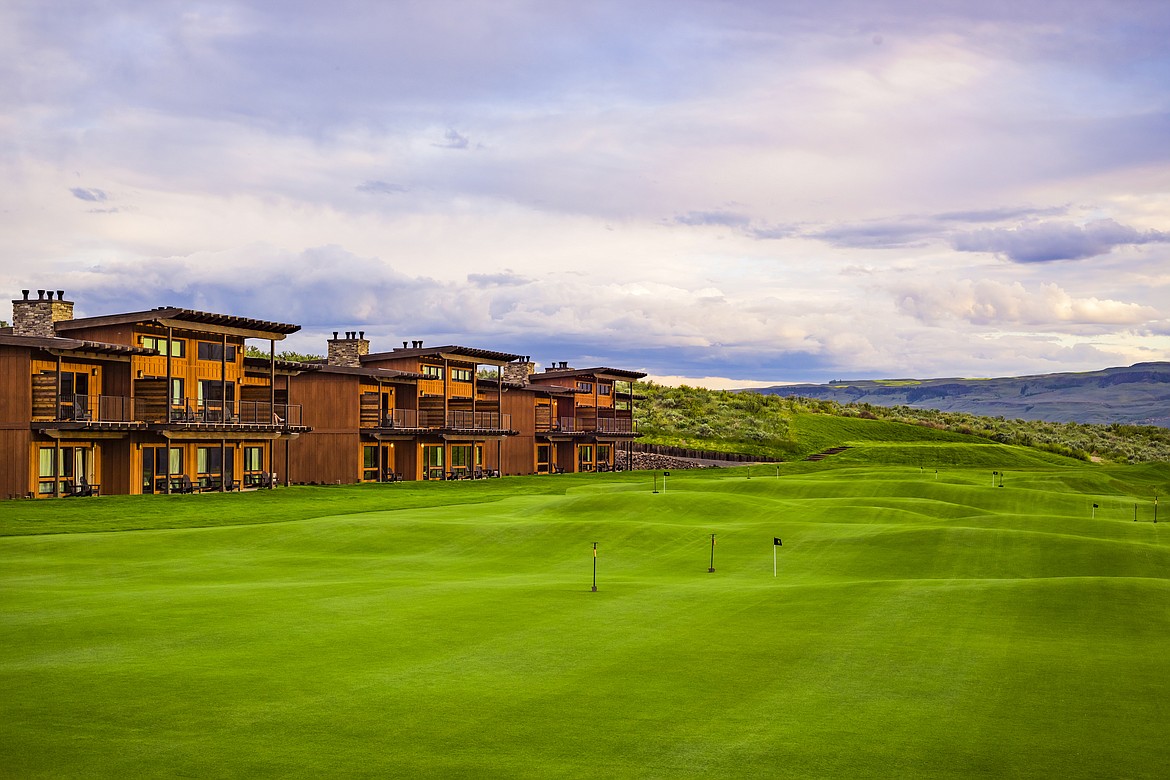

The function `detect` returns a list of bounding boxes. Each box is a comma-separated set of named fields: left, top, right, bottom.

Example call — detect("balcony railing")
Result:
left=539, top=417, right=637, bottom=434
left=47, top=394, right=302, bottom=427
left=56, top=394, right=138, bottom=423
left=168, top=399, right=303, bottom=427
left=379, top=409, right=511, bottom=431
left=597, top=418, right=637, bottom=434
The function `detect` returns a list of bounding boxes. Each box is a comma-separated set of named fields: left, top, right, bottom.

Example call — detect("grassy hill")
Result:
left=749, top=361, right=1170, bottom=426
left=2, top=443, right=1169, bottom=778
left=634, top=381, right=1170, bottom=464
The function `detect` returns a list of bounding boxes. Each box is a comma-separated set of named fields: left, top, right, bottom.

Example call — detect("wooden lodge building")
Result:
left=0, top=290, right=307, bottom=499
left=1, top=290, right=644, bottom=499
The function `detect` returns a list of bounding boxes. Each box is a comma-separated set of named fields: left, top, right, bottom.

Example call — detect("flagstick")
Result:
left=591, top=542, right=598, bottom=592
left=773, top=543, right=777, bottom=577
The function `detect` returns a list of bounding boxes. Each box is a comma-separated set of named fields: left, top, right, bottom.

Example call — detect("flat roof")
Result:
left=531, top=367, right=647, bottom=381
left=0, top=333, right=156, bottom=357
left=57, top=306, right=301, bottom=337
left=363, top=345, right=524, bottom=364
left=284, top=360, right=424, bottom=381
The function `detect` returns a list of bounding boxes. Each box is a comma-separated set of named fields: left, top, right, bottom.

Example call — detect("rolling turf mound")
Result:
left=2, top=441, right=1168, bottom=778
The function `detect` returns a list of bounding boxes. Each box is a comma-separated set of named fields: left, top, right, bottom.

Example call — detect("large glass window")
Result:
left=361, top=445, right=378, bottom=482
left=422, top=365, right=443, bottom=379
left=423, top=445, right=444, bottom=479
left=578, top=444, right=594, bottom=470
left=535, top=444, right=551, bottom=474
left=451, top=445, right=472, bottom=474
left=140, top=336, right=185, bottom=357
left=38, top=448, right=56, bottom=494
left=40, top=446, right=94, bottom=494
left=451, top=368, right=472, bottom=382
left=197, top=342, right=237, bottom=362
left=58, top=370, right=91, bottom=419
left=599, top=384, right=612, bottom=396
left=598, top=444, right=611, bottom=466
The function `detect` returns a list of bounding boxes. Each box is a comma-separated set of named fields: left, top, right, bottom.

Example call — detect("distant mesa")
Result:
left=748, top=362, right=1170, bottom=427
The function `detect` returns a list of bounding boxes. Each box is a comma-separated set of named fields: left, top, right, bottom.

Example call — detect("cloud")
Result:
left=467, top=271, right=530, bottom=287
left=895, top=279, right=1161, bottom=327
left=952, top=219, right=1170, bottom=263
left=356, top=180, right=408, bottom=195
left=934, top=205, right=1067, bottom=223
left=808, top=220, right=936, bottom=249
left=433, top=129, right=470, bottom=149
left=70, top=187, right=108, bottom=202
left=673, top=210, right=751, bottom=228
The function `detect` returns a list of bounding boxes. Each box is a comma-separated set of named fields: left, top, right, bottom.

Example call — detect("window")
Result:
left=451, top=445, right=472, bottom=472
left=38, top=447, right=55, bottom=494
left=599, top=384, right=612, bottom=395
left=422, top=365, right=444, bottom=379
left=170, top=378, right=185, bottom=407
left=451, top=368, right=472, bottom=382
left=140, top=336, right=185, bottom=357
left=41, top=446, right=94, bottom=494
left=598, top=444, right=611, bottom=466
left=535, top=444, right=551, bottom=474
left=361, top=445, right=378, bottom=482
left=57, top=370, right=91, bottom=419
left=244, top=446, right=266, bottom=486
left=196, top=446, right=233, bottom=490
left=423, top=445, right=444, bottom=479
left=576, top=381, right=593, bottom=393
left=578, top=445, right=594, bottom=468
left=197, top=342, right=237, bottom=362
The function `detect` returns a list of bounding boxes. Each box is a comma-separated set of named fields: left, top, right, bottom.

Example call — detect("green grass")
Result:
left=2, top=446, right=1169, bottom=778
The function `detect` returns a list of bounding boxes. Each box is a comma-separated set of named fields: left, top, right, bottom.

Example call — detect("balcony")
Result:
left=597, top=418, right=637, bottom=434
left=38, top=394, right=303, bottom=429
left=51, top=394, right=139, bottom=424
left=167, top=398, right=304, bottom=428
left=379, top=409, right=511, bottom=432
left=537, top=417, right=638, bottom=435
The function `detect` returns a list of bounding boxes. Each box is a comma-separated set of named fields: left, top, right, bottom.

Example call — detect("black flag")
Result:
left=774, top=537, right=782, bottom=546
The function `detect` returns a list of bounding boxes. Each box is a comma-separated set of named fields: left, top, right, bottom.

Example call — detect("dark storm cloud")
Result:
left=952, top=219, right=1170, bottom=263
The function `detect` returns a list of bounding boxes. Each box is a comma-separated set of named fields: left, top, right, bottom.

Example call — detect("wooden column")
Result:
left=165, top=326, right=173, bottom=494
left=220, top=438, right=226, bottom=492
left=269, top=339, right=276, bottom=411
left=220, top=333, right=227, bottom=423
left=55, top=354, right=62, bottom=420
left=442, top=357, right=449, bottom=426
left=285, top=373, right=292, bottom=487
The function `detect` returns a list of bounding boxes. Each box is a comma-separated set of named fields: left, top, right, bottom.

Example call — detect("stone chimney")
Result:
left=327, top=330, right=370, bottom=368
left=11, top=289, right=74, bottom=338
left=502, top=356, right=536, bottom=384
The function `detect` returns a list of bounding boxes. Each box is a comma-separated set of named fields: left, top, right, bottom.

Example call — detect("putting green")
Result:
left=2, top=451, right=1168, bottom=778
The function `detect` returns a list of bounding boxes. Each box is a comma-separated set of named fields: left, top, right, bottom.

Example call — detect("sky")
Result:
left=3, top=0, right=1169, bottom=388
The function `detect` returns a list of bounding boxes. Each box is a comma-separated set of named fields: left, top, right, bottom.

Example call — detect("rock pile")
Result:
left=617, top=451, right=716, bottom=471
